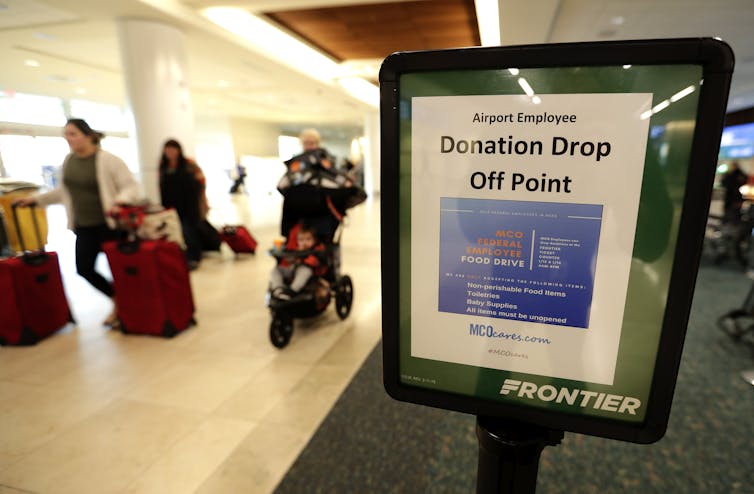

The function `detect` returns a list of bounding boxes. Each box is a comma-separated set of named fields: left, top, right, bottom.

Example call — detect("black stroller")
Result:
left=267, top=149, right=366, bottom=348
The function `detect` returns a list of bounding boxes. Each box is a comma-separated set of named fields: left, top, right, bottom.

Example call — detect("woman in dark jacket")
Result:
left=159, top=139, right=207, bottom=269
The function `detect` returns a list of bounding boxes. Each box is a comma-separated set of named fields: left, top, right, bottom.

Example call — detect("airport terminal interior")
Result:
left=1, top=1, right=754, bottom=493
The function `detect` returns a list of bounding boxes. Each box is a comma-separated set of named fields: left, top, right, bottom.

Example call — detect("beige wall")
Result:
left=230, top=118, right=281, bottom=158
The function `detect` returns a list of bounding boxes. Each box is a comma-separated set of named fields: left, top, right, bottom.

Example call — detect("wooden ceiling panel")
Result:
left=265, top=0, right=480, bottom=61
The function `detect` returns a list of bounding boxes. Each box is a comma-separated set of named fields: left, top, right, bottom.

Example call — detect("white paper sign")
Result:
left=410, top=93, right=652, bottom=385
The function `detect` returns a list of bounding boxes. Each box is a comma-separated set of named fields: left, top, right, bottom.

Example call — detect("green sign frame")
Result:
left=380, top=39, right=734, bottom=443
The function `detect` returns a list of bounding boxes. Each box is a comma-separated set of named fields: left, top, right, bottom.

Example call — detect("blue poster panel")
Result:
left=438, top=197, right=602, bottom=328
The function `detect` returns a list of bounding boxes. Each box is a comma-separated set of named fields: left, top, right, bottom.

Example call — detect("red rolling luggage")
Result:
left=104, top=238, right=195, bottom=337
left=220, top=225, right=257, bottom=254
left=0, top=205, right=73, bottom=346
left=0, top=261, right=24, bottom=343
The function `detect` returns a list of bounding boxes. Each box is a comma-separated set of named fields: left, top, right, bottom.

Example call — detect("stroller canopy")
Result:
left=278, top=148, right=366, bottom=238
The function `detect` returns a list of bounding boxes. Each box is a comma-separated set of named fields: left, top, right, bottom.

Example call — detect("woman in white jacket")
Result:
left=15, top=118, right=143, bottom=327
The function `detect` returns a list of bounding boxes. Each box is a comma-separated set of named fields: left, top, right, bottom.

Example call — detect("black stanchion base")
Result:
left=476, top=416, right=564, bottom=494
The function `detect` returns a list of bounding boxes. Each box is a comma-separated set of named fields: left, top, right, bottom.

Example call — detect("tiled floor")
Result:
left=0, top=194, right=382, bottom=494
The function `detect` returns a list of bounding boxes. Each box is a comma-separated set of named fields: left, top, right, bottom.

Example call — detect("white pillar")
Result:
left=363, top=111, right=380, bottom=198
left=117, top=19, right=195, bottom=203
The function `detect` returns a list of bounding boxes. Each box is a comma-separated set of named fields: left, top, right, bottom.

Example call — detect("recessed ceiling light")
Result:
left=611, top=16, right=625, bottom=25
left=25, top=59, right=40, bottom=68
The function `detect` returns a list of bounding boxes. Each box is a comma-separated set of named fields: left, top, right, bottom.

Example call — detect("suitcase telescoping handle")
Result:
left=11, top=203, right=45, bottom=255
left=108, top=205, right=145, bottom=251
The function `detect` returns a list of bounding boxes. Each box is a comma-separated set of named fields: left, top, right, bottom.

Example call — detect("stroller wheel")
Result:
left=335, top=275, right=354, bottom=320
left=270, top=316, right=294, bottom=348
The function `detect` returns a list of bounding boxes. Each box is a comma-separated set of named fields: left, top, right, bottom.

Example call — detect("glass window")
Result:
left=278, top=135, right=300, bottom=161
left=0, top=135, right=69, bottom=185
left=196, top=136, right=236, bottom=199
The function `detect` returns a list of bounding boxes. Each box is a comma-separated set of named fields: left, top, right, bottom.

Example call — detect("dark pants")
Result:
left=182, top=218, right=202, bottom=263
left=75, top=224, right=119, bottom=297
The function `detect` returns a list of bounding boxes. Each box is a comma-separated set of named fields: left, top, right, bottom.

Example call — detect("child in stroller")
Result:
left=266, top=143, right=366, bottom=348
left=269, top=223, right=326, bottom=301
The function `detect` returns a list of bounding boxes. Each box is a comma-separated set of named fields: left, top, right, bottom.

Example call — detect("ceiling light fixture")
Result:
left=475, top=0, right=501, bottom=46
left=622, top=64, right=632, bottom=69
left=508, top=68, right=520, bottom=76
left=75, top=88, right=86, bottom=95
left=203, top=7, right=341, bottom=83
left=25, top=59, right=40, bottom=68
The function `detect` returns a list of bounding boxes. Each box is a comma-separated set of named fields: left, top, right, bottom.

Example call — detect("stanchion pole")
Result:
left=476, top=416, right=564, bottom=494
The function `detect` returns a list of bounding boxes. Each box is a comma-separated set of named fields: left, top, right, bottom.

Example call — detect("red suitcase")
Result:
left=104, top=239, right=195, bottom=337
left=0, top=261, right=24, bottom=344
left=220, top=225, right=257, bottom=254
left=0, top=206, right=73, bottom=346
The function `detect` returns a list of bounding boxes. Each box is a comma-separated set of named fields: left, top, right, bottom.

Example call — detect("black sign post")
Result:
left=476, top=417, right=563, bottom=494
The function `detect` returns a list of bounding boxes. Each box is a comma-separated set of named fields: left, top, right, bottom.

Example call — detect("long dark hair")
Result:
left=159, top=139, right=188, bottom=174
left=66, top=118, right=104, bottom=145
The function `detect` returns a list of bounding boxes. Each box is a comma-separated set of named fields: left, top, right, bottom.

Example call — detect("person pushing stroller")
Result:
left=265, top=128, right=367, bottom=348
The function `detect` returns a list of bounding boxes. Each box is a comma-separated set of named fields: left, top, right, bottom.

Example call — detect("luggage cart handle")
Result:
left=11, top=203, right=44, bottom=254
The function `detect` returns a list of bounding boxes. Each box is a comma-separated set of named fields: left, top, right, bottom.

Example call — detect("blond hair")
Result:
left=299, top=128, right=321, bottom=145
